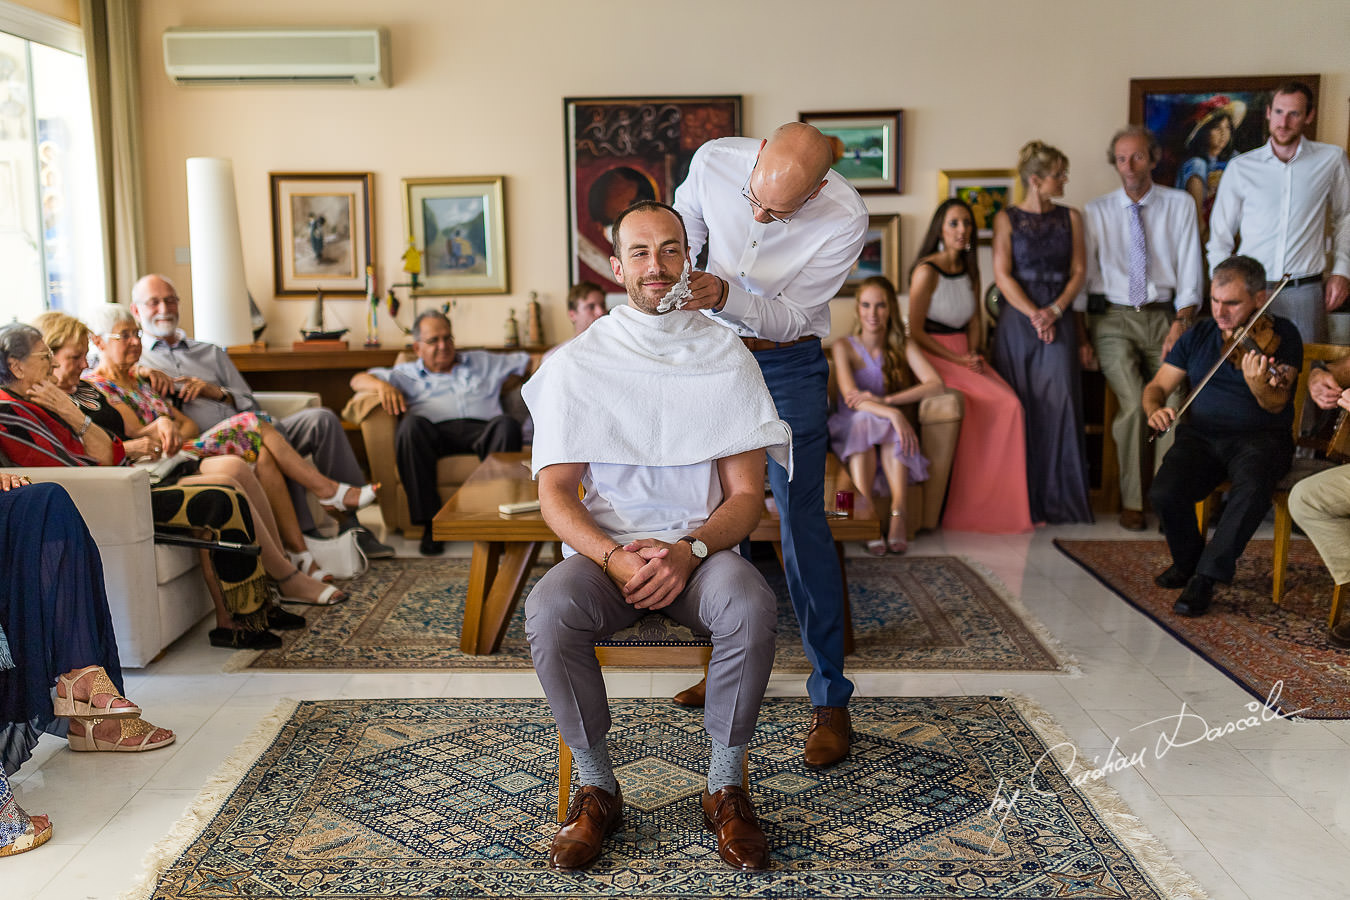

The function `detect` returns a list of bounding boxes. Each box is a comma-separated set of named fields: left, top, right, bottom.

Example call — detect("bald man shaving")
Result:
left=674, top=123, right=868, bottom=767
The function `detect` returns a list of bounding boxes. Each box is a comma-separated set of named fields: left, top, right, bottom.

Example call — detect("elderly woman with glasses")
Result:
left=83, top=304, right=357, bottom=587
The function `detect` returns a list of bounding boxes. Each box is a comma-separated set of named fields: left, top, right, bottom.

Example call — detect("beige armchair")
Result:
left=343, top=352, right=538, bottom=538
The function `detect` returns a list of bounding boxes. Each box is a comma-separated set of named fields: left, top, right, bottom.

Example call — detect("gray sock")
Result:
left=570, top=739, right=618, bottom=795
left=707, top=739, right=747, bottom=793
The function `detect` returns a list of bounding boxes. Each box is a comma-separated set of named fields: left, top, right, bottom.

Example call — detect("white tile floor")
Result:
left=9, top=519, right=1350, bottom=899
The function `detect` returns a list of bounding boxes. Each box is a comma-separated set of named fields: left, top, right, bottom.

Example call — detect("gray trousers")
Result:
left=525, top=551, right=777, bottom=749
left=1288, top=465, right=1350, bottom=585
left=275, top=407, right=365, bottom=532
left=1089, top=305, right=1177, bottom=511
left=1266, top=279, right=1325, bottom=345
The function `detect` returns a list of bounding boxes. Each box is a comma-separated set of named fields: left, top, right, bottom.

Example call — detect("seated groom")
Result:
left=349, top=310, right=529, bottom=555
left=131, top=274, right=392, bottom=559
left=522, top=201, right=790, bottom=872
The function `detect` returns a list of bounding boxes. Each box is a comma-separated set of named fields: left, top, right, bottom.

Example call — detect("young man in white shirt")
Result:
left=1081, top=126, right=1203, bottom=530
left=1207, top=81, right=1350, bottom=342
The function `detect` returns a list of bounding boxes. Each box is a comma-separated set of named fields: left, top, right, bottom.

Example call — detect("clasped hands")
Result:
left=605, top=539, right=698, bottom=611
left=843, top=389, right=920, bottom=455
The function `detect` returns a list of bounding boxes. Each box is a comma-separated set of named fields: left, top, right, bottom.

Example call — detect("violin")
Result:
left=1222, top=311, right=1296, bottom=390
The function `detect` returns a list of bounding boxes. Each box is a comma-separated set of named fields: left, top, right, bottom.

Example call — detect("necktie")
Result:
left=1128, top=202, right=1147, bottom=310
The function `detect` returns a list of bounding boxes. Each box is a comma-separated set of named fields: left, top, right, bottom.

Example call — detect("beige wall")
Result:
left=134, top=0, right=1350, bottom=347
left=10, top=0, right=77, bottom=25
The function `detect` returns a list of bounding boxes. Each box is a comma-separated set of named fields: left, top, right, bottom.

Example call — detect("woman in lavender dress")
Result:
left=991, top=140, right=1093, bottom=524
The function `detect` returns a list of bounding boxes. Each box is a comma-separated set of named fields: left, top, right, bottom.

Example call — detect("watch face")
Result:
left=691, top=539, right=708, bottom=558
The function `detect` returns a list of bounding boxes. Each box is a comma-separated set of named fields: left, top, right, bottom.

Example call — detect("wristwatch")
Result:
left=678, top=536, right=708, bottom=560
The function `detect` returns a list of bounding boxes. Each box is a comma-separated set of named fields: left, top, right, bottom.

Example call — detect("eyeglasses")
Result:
left=104, top=330, right=142, bottom=342
left=741, top=167, right=811, bottom=224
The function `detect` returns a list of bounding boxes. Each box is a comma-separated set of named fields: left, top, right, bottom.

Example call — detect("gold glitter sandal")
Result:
left=66, top=716, right=175, bottom=753
left=52, top=666, right=141, bottom=719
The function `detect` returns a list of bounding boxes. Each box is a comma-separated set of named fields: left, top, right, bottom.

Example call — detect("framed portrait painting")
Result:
left=841, top=214, right=900, bottom=294
left=800, top=110, right=903, bottom=193
left=1129, top=75, right=1319, bottom=239
left=937, top=169, right=1023, bottom=243
left=565, top=95, right=741, bottom=293
left=270, top=172, right=373, bottom=296
left=403, top=176, right=508, bottom=295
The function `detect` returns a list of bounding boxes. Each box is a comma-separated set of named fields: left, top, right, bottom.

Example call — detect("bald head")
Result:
left=746, top=123, right=834, bottom=224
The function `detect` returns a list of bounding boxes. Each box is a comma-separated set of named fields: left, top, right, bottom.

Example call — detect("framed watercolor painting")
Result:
left=800, top=109, right=902, bottom=193
left=841, top=214, right=900, bottom=293
left=403, top=175, right=508, bottom=295
left=1129, top=75, right=1319, bottom=240
left=564, top=95, right=741, bottom=293
left=937, top=169, right=1023, bottom=243
left=269, top=172, right=373, bottom=296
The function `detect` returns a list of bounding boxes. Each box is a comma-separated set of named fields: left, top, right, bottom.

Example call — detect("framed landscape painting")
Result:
left=937, top=169, right=1022, bottom=243
left=800, top=110, right=902, bottom=193
left=270, top=172, right=373, bottom=296
left=841, top=214, right=901, bottom=293
left=404, top=176, right=508, bottom=295
left=565, top=95, right=741, bottom=293
left=1128, top=75, right=1319, bottom=239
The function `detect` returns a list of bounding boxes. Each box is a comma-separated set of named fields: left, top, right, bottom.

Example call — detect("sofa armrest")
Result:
left=347, top=395, right=403, bottom=529
left=256, top=391, right=321, bottom=419
left=1, top=465, right=155, bottom=544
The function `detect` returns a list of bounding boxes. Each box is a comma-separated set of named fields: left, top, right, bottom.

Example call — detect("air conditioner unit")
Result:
left=162, top=26, right=390, bottom=87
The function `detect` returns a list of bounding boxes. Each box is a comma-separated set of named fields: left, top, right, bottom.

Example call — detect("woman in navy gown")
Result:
left=991, top=140, right=1094, bottom=524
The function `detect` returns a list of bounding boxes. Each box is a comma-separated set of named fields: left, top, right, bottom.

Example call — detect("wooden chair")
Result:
left=1194, top=342, right=1350, bottom=617
left=555, top=613, right=748, bottom=822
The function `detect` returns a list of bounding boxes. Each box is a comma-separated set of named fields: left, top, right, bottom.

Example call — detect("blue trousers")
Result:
left=754, top=340, right=854, bottom=707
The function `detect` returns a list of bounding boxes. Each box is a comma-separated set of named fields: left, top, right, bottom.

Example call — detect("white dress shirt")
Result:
left=674, top=137, right=868, bottom=342
left=1079, top=184, right=1203, bottom=312
left=1206, top=137, right=1350, bottom=280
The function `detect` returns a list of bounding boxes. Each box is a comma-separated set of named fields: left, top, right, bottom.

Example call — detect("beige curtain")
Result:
left=80, top=0, right=144, bottom=306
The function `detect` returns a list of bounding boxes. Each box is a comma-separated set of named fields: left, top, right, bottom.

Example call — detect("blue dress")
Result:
left=827, top=336, right=930, bottom=485
left=0, top=482, right=124, bottom=775
left=992, top=205, right=1093, bottom=524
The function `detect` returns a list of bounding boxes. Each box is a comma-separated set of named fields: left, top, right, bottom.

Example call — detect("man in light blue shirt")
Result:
left=350, top=310, right=528, bottom=554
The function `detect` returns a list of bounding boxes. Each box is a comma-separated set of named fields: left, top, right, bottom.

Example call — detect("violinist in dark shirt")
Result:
left=1142, top=255, right=1302, bottom=617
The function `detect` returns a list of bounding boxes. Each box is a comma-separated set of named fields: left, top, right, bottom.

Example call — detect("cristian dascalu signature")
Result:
left=981, top=681, right=1307, bottom=854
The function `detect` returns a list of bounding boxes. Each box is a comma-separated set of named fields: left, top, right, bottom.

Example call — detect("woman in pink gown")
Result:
left=907, top=199, right=1033, bottom=533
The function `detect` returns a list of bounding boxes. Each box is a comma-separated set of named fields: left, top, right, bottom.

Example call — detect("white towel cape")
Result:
left=524, top=305, right=792, bottom=478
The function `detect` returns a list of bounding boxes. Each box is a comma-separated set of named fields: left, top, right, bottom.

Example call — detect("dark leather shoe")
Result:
left=804, top=706, right=851, bottom=768
left=1154, top=565, right=1192, bottom=589
left=1118, top=509, right=1146, bottom=531
left=1328, top=621, right=1350, bottom=649
left=701, top=786, right=769, bottom=870
left=673, top=677, right=707, bottom=708
left=267, top=606, right=307, bottom=631
left=419, top=532, right=445, bottom=556
left=1173, top=575, right=1215, bottom=617
left=208, top=627, right=282, bottom=650
left=549, top=784, right=622, bottom=870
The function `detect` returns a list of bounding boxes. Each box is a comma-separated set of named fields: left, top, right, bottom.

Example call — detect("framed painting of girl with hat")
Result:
left=1129, top=75, right=1320, bottom=243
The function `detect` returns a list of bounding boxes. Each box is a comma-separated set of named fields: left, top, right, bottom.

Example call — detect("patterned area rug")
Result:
left=235, top=556, right=1065, bottom=673
left=127, top=697, right=1203, bottom=899
left=1056, top=539, right=1350, bottom=719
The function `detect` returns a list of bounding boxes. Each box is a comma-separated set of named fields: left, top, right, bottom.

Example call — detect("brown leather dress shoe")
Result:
left=803, top=706, right=851, bottom=768
left=673, top=677, right=707, bottom=708
left=1118, top=509, right=1146, bottom=531
left=549, top=784, right=623, bottom=869
left=701, top=786, right=769, bottom=870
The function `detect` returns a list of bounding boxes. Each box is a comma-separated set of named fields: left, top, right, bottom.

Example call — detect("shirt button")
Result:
left=739, top=271, right=745, bottom=277
left=751, top=241, right=757, bottom=247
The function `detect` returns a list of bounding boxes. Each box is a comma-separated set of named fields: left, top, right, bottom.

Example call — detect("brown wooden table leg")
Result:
left=460, top=541, right=502, bottom=654
left=476, top=541, right=542, bottom=655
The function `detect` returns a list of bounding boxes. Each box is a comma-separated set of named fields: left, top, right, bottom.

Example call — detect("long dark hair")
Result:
left=910, top=198, right=980, bottom=299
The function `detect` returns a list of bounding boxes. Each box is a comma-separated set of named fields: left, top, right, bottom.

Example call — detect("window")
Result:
left=0, top=3, right=105, bottom=323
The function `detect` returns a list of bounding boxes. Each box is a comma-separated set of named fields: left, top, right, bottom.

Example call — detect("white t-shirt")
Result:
left=561, top=461, right=722, bottom=558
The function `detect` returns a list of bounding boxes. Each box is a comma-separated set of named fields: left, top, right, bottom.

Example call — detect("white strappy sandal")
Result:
left=320, top=482, right=378, bottom=514
left=276, top=568, right=346, bottom=607
left=288, top=550, right=334, bottom=583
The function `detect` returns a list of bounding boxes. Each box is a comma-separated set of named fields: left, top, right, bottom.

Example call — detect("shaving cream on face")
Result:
left=656, top=260, right=695, bottom=313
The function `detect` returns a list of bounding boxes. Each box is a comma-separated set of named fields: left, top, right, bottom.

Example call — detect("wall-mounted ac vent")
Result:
left=163, top=26, right=390, bottom=88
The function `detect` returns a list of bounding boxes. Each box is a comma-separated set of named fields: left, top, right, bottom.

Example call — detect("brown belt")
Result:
left=740, top=335, right=820, bottom=352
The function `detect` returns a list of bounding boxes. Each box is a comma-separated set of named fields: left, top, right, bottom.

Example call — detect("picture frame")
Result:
left=799, top=110, right=902, bottom=193
left=403, top=175, right=509, bottom=295
left=269, top=172, right=373, bottom=297
left=1128, top=75, right=1320, bottom=239
left=937, top=169, right=1023, bottom=243
left=841, top=214, right=901, bottom=294
left=565, top=95, right=741, bottom=293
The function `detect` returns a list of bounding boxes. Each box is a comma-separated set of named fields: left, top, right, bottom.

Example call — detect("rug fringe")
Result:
left=957, top=555, right=1083, bottom=677
left=119, top=698, right=300, bottom=900
left=1005, top=693, right=1211, bottom=900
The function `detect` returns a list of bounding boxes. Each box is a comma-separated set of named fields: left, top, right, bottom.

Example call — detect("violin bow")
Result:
left=1150, top=273, right=1293, bottom=440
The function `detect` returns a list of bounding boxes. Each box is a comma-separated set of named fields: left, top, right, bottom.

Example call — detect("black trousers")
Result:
left=1149, top=424, right=1293, bottom=583
left=395, top=414, right=522, bottom=525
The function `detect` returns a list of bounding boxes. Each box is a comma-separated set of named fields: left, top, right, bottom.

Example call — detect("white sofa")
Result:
left=1, top=391, right=321, bottom=667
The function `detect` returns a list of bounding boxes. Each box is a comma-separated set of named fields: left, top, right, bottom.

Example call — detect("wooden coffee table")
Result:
left=433, top=451, right=878, bottom=655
